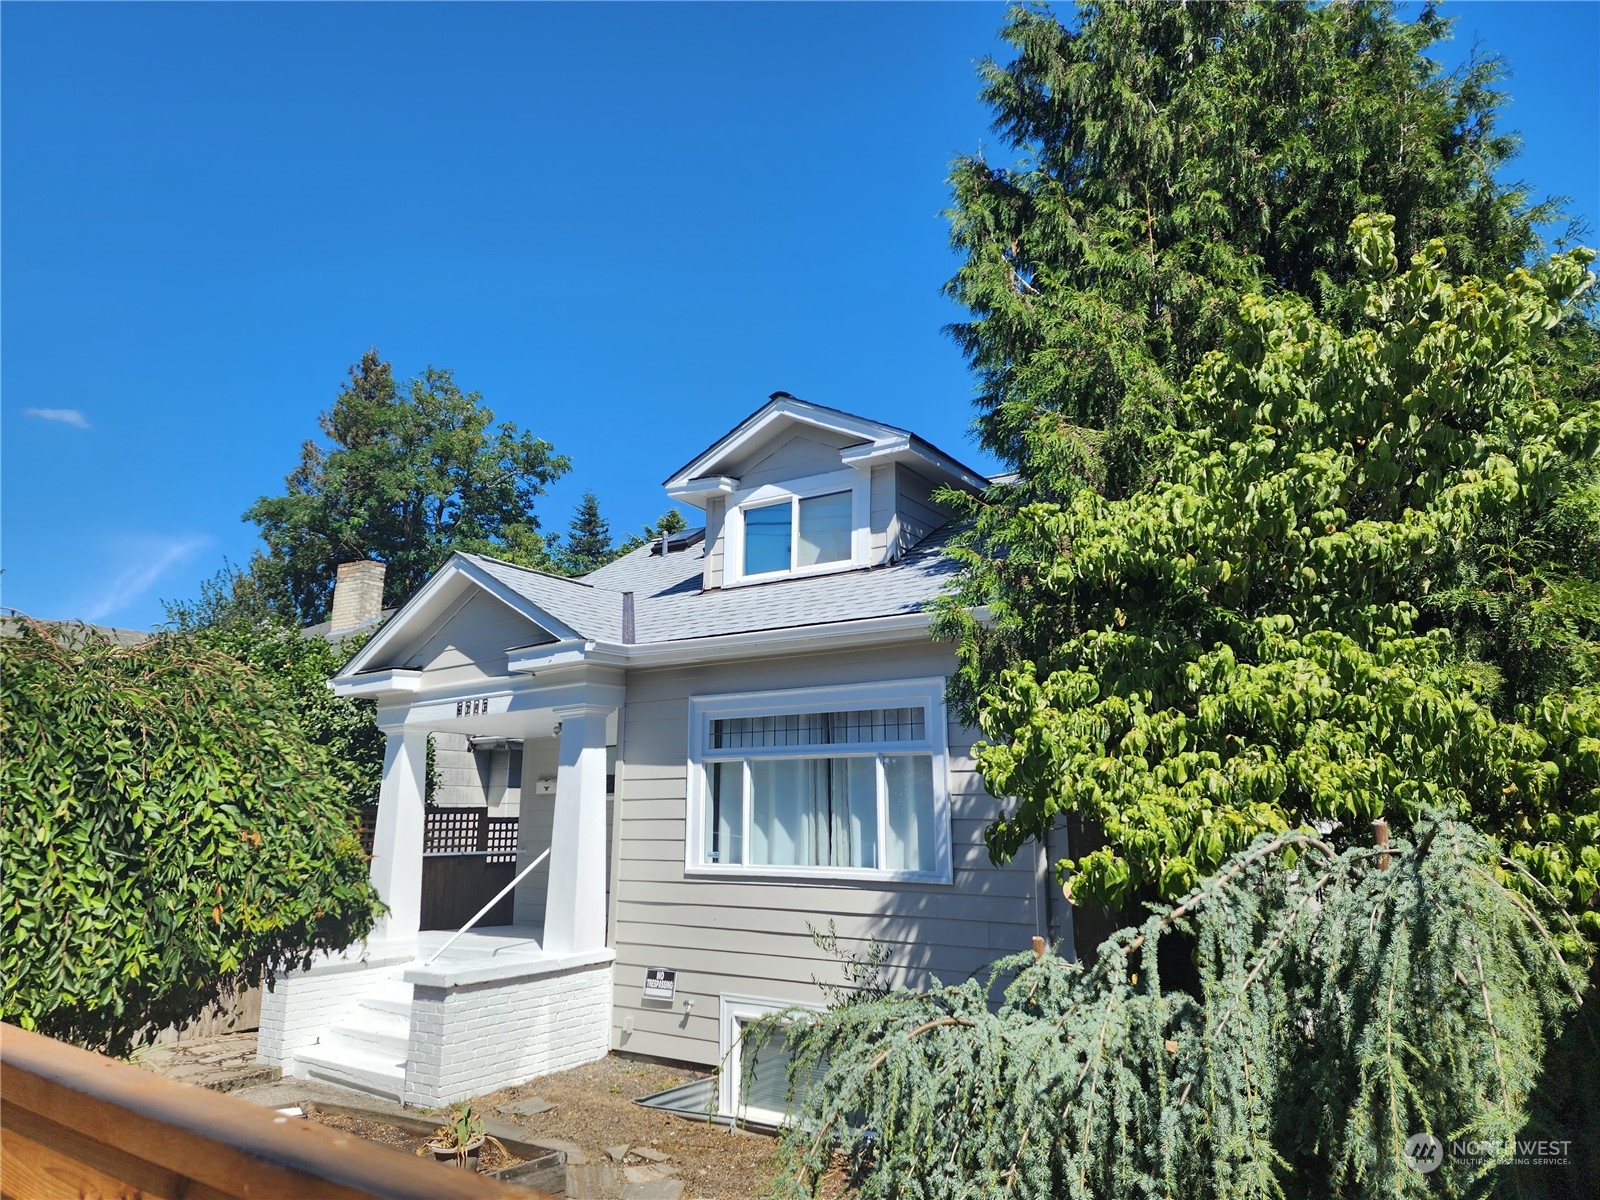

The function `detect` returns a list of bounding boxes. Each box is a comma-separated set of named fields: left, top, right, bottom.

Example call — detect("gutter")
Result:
left=502, top=611, right=937, bottom=675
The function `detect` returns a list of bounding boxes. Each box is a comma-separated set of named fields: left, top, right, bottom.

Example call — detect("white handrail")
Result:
left=423, top=847, right=551, bottom=967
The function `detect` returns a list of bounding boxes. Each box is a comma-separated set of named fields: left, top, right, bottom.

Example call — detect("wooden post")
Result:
left=1372, top=818, right=1390, bottom=871
left=1031, top=935, right=1046, bottom=960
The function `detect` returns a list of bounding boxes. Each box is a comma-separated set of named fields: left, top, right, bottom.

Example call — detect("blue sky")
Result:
left=4, top=2, right=1596, bottom=630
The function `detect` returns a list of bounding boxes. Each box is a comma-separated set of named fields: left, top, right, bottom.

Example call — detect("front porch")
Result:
left=258, top=557, right=629, bottom=1106
left=257, top=928, right=615, bottom=1106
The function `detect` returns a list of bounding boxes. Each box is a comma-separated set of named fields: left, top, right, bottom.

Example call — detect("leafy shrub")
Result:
left=0, top=618, right=384, bottom=1053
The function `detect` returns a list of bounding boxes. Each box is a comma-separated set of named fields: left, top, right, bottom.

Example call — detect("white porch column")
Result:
left=370, top=727, right=429, bottom=945
left=542, top=704, right=612, bottom=954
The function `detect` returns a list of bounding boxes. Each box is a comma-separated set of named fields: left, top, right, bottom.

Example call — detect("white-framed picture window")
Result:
left=686, top=678, right=952, bottom=883
left=725, top=469, right=867, bottom=584
left=718, top=995, right=824, bottom=1127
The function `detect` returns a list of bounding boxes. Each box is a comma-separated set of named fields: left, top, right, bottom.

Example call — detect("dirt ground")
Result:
left=310, top=1109, right=530, bottom=1174
left=141, top=1035, right=841, bottom=1198
left=473, top=1055, right=796, bottom=1200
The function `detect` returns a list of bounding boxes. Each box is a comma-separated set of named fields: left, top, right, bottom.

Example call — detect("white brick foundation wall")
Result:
left=405, top=958, right=613, bottom=1106
left=256, top=951, right=408, bottom=1069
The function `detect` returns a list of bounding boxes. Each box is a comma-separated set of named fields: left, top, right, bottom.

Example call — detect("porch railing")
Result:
left=359, top=806, right=525, bottom=932
left=358, top=805, right=517, bottom=863
left=423, top=847, right=551, bottom=967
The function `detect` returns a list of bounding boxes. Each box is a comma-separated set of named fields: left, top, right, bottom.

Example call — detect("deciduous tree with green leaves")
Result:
left=0, top=619, right=384, bottom=1054
left=947, top=217, right=1599, bottom=945
left=245, top=350, right=570, bottom=623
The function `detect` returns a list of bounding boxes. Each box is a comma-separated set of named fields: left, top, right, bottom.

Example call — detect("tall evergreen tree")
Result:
left=619, top=507, right=689, bottom=554
left=244, top=350, right=570, bottom=622
left=559, top=491, right=616, bottom=575
left=948, top=1, right=1550, bottom=498
left=936, top=3, right=1600, bottom=949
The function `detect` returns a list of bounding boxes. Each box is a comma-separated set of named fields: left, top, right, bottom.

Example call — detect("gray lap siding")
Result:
left=606, top=640, right=1047, bottom=1066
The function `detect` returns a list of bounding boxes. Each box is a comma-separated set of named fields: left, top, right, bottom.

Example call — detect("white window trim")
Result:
left=723, top=467, right=869, bottom=586
left=685, top=677, right=953, bottom=884
left=718, top=994, right=824, bottom=1126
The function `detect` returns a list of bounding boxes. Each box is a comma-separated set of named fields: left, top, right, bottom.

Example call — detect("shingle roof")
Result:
left=462, top=526, right=960, bottom=647
left=466, top=556, right=625, bottom=643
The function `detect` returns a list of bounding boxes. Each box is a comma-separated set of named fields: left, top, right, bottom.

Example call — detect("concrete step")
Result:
left=296, top=1041, right=406, bottom=1105
left=326, top=1027, right=408, bottom=1061
left=328, top=1004, right=410, bottom=1058
left=360, top=984, right=413, bottom=1019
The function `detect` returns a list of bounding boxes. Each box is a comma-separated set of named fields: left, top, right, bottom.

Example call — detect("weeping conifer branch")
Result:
left=764, top=814, right=1588, bottom=1199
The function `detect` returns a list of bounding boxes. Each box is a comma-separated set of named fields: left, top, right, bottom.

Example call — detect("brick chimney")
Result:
left=330, top=560, right=386, bottom=633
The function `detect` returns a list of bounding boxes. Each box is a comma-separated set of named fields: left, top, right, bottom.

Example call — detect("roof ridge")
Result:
left=461, top=551, right=612, bottom=591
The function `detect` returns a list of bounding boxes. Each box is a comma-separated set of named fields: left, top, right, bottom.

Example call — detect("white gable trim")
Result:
left=335, top=554, right=580, bottom=682
left=838, top=435, right=990, bottom=493
left=662, top=398, right=900, bottom=494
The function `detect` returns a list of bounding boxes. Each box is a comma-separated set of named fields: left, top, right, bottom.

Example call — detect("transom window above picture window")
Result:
left=741, top=490, right=853, bottom=577
left=687, top=680, right=952, bottom=883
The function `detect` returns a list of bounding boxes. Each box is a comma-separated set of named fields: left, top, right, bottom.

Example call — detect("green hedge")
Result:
left=0, top=619, right=383, bottom=1053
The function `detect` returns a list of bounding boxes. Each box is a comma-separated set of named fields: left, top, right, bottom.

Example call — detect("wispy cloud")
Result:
left=84, top=535, right=212, bottom=623
left=24, top=407, right=92, bottom=430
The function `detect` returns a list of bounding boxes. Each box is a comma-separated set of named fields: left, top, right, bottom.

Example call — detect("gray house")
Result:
left=257, top=395, right=1068, bottom=1120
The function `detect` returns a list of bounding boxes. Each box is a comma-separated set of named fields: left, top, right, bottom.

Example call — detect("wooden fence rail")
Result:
left=0, top=1024, right=552, bottom=1200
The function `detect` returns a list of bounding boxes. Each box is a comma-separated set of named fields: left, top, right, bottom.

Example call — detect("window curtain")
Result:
left=883, top=754, right=935, bottom=872
left=751, top=753, right=877, bottom=868
left=708, top=761, right=744, bottom=864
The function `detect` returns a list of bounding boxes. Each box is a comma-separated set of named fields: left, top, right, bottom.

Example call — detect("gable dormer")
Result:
left=663, top=394, right=989, bottom=590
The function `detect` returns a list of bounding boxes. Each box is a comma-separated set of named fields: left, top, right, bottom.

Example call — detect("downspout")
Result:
left=621, top=591, right=635, bottom=645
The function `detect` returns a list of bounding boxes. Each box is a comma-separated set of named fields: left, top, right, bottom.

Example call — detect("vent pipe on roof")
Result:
left=621, top=591, right=635, bottom=644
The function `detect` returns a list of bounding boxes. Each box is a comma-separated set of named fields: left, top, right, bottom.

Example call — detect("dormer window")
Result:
left=726, top=470, right=867, bottom=584
left=661, top=394, right=993, bottom=590
left=744, top=491, right=852, bottom=575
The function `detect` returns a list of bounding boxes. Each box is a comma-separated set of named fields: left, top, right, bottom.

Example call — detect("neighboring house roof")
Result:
left=301, top=609, right=399, bottom=643
left=0, top=614, right=152, bottom=647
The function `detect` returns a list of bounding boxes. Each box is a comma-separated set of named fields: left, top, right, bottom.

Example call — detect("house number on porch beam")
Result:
left=456, top=697, right=490, bottom=717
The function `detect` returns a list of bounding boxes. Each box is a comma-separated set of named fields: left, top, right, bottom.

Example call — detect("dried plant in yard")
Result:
left=417, top=1104, right=506, bottom=1166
